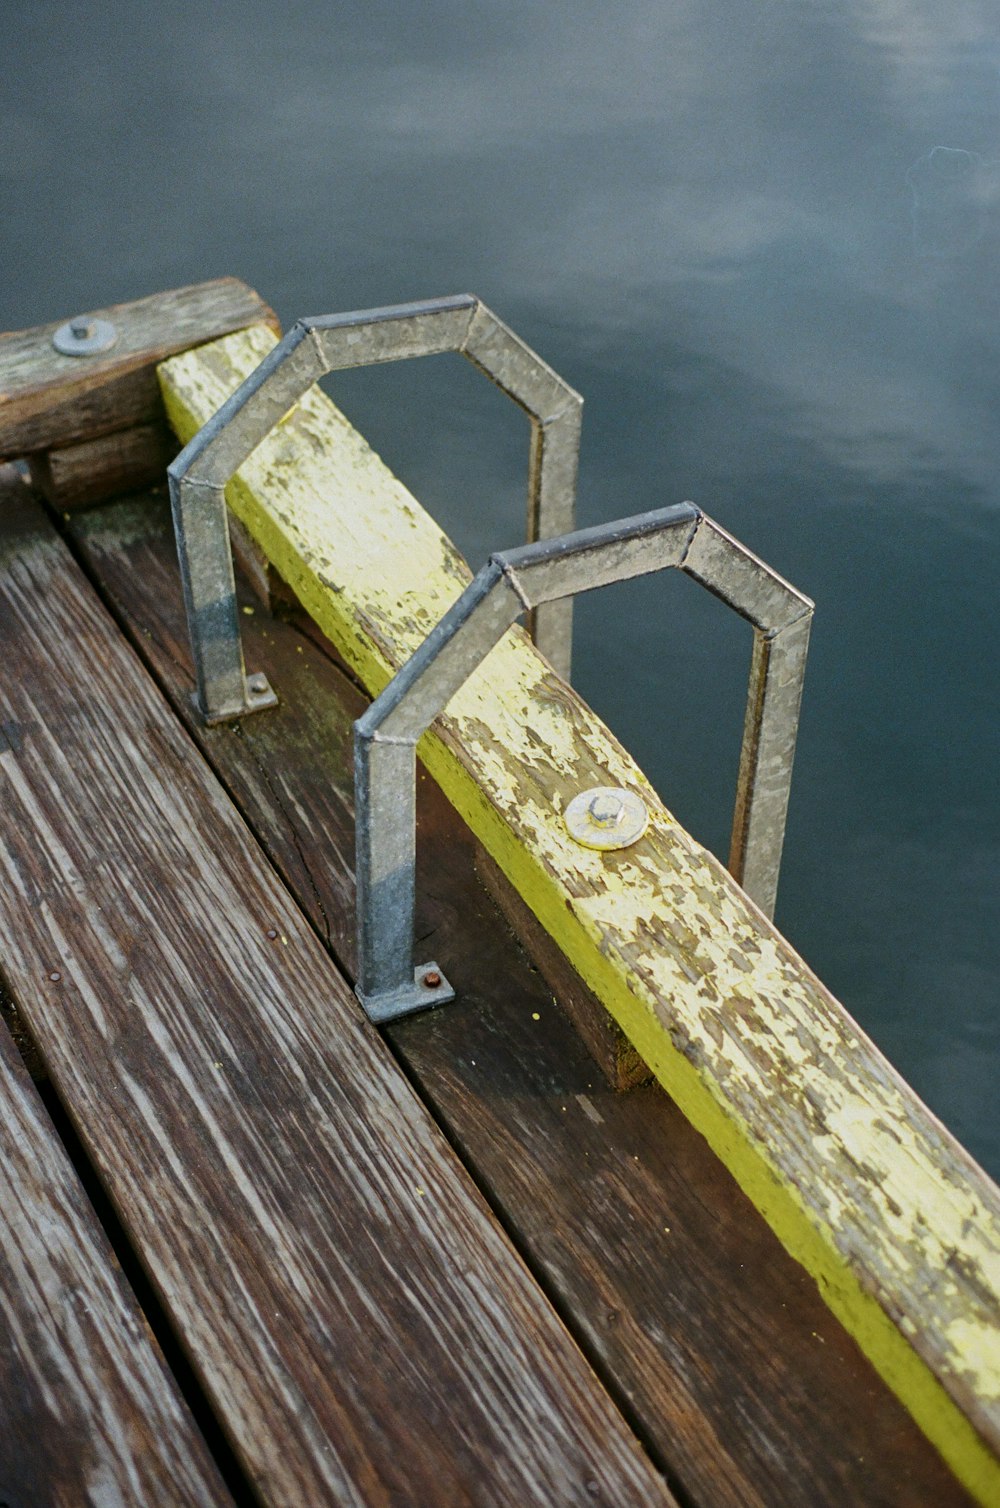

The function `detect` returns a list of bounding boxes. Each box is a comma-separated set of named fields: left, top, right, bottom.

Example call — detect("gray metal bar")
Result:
left=677, top=514, right=813, bottom=912
left=499, top=504, right=699, bottom=605
left=462, top=303, right=577, bottom=422
left=355, top=732, right=416, bottom=999
left=307, top=297, right=476, bottom=368
left=729, top=615, right=813, bottom=918
left=171, top=477, right=250, bottom=721
left=352, top=566, right=524, bottom=1020
left=366, top=565, right=524, bottom=744
left=173, top=324, right=325, bottom=489
left=681, top=515, right=812, bottom=632
left=353, top=732, right=456, bottom=1023
left=168, top=295, right=583, bottom=724
left=354, top=505, right=813, bottom=1023
left=169, top=324, right=323, bottom=721
left=461, top=301, right=582, bottom=670
left=525, top=402, right=581, bottom=667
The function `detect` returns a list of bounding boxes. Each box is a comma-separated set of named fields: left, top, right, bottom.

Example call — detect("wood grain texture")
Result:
left=0, top=279, right=279, bottom=460
left=0, top=472, right=670, bottom=1507
left=159, top=324, right=1000, bottom=1505
left=72, top=489, right=977, bottom=1508
left=27, top=421, right=176, bottom=509
left=0, top=1014, right=232, bottom=1507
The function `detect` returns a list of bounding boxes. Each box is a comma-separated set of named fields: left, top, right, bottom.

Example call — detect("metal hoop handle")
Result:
left=167, top=296, right=582, bottom=722
left=355, top=503, right=813, bottom=1022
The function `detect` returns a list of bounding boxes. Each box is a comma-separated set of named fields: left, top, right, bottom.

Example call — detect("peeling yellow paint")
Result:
left=946, top=1320, right=1000, bottom=1402
left=160, top=325, right=1000, bottom=1505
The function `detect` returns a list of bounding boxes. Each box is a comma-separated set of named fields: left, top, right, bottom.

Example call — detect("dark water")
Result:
left=3, top=2, right=998, bottom=1175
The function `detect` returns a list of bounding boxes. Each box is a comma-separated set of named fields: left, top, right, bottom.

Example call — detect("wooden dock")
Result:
left=0, top=280, right=997, bottom=1505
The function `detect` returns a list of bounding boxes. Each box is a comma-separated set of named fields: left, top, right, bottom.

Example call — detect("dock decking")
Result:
left=0, top=280, right=995, bottom=1505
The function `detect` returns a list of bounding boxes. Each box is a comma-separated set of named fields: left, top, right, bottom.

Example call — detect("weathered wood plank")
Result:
left=0, top=1013, right=233, bottom=1506
left=0, top=469, right=669, bottom=1507
left=27, top=420, right=176, bottom=510
left=72, top=489, right=977, bottom=1508
left=0, top=279, right=279, bottom=460
left=159, top=324, right=1000, bottom=1505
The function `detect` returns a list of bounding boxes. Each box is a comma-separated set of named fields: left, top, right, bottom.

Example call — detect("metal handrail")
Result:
left=354, top=504, right=814, bottom=1023
left=167, top=296, right=582, bottom=722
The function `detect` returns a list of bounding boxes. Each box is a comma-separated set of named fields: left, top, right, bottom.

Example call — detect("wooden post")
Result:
left=0, top=279, right=280, bottom=508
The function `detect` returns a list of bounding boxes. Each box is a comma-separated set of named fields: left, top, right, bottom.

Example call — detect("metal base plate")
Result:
left=355, top=962, right=455, bottom=1025
left=193, top=673, right=279, bottom=726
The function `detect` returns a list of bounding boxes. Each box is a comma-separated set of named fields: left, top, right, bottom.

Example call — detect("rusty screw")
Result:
left=422, top=970, right=442, bottom=989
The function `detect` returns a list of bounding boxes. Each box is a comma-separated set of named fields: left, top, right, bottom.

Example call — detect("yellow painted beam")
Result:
left=160, top=325, right=1000, bottom=1505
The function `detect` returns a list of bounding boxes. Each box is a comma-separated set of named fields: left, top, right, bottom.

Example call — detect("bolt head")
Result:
left=564, top=786, right=649, bottom=850
left=52, top=316, right=118, bottom=356
left=587, top=792, right=626, bottom=828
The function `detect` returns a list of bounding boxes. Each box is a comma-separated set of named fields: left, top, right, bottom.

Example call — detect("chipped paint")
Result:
left=160, top=326, right=1000, bottom=1504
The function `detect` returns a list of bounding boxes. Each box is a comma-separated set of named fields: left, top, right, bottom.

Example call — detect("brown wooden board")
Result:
left=27, top=419, right=177, bottom=510
left=0, top=1014, right=233, bottom=1506
left=0, top=279, right=280, bottom=460
left=0, top=471, right=669, bottom=1507
left=70, top=489, right=977, bottom=1508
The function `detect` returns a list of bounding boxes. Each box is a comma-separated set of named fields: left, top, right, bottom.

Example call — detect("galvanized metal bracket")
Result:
left=167, top=296, right=583, bottom=723
left=355, top=503, right=813, bottom=1023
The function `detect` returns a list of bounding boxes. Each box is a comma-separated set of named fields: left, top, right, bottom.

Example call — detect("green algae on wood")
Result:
left=159, top=324, right=1000, bottom=1505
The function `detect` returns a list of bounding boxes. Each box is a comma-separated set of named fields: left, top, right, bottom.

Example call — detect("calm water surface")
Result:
left=3, top=1, right=998, bottom=1174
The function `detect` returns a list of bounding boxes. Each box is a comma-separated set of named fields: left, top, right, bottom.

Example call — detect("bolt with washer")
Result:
left=564, top=785, right=649, bottom=850
left=52, top=316, right=118, bottom=357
